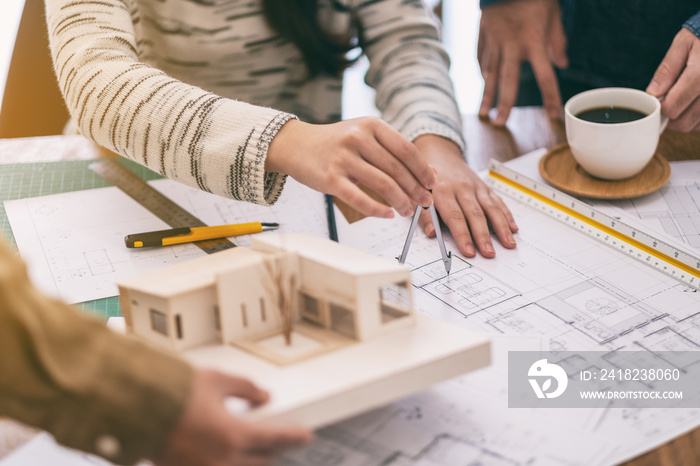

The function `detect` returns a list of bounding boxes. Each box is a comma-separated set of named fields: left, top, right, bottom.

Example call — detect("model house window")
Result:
left=175, top=314, right=183, bottom=339
left=214, top=305, right=221, bottom=330
left=300, top=292, right=321, bottom=323
left=380, top=281, right=411, bottom=323
left=241, top=303, right=248, bottom=328
left=150, top=309, right=168, bottom=336
left=329, top=302, right=356, bottom=338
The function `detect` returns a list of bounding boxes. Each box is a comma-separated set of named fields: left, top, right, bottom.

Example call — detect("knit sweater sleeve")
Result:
left=44, top=0, right=293, bottom=206
left=0, top=236, right=192, bottom=465
left=355, top=0, right=465, bottom=152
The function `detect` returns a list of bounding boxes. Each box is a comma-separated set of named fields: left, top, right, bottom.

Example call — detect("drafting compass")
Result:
left=397, top=202, right=452, bottom=274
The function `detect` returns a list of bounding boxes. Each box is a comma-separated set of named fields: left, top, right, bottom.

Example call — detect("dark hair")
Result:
left=261, top=0, right=357, bottom=79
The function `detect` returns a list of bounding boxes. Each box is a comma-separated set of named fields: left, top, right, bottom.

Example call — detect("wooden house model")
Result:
left=118, top=233, right=415, bottom=364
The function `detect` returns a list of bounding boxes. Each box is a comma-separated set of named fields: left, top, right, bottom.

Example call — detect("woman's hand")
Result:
left=413, top=135, right=518, bottom=258
left=266, top=117, right=437, bottom=219
left=153, top=369, right=313, bottom=466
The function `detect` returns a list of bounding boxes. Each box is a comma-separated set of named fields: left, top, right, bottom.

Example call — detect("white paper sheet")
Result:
left=0, top=433, right=117, bottom=466
left=5, top=177, right=331, bottom=304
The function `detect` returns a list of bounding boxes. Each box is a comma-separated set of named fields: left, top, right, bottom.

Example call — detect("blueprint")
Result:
left=4, top=178, right=329, bottom=304
left=4, top=153, right=700, bottom=465
left=594, top=160, right=700, bottom=250
left=507, top=149, right=700, bottom=253
left=275, top=158, right=700, bottom=465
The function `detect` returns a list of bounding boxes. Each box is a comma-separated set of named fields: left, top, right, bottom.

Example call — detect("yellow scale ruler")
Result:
left=89, top=159, right=235, bottom=254
left=486, top=159, right=700, bottom=290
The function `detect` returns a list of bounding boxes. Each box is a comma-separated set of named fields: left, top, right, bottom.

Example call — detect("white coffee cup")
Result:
left=564, top=87, right=668, bottom=180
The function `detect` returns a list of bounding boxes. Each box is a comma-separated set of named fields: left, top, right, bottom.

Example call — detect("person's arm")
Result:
left=355, top=0, right=517, bottom=257
left=0, top=237, right=190, bottom=464
left=478, top=0, right=567, bottom=125
left=646, top=11, right=700, bottom=132
left=0, top=238, right=311, bottom=465
left=45, top=0, right=436, bottom=220
left=45, top=0, right=294, bottom=207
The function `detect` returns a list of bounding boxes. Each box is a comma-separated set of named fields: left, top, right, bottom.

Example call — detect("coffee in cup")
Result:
left=564, top=88, right=668, bottom=180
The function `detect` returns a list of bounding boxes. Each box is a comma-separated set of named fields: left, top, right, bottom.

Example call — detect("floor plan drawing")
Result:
left=506, top=150, right=700, bottom=253
left=599, top=166, right=700, bottom=249
left=300, top=180, right=700, bottom=466
left=4, top=178, right=328, bottom=304
left=280, top=379, right=614, bottom=466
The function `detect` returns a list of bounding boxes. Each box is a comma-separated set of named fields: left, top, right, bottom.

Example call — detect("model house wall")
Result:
left=217, top=252, right=300, bottom=343
left=252, top=234, right=415, bottom=340
left=118, top=247, right=265, bottom=351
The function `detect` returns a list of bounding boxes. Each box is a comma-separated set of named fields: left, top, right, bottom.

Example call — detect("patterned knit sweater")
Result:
left=45, top=0, right=464, bottom=206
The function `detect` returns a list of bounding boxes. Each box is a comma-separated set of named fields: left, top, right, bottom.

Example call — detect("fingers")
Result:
left=663, top=66, right=700, bottom=128
left=421, top=190, right=518, bottom=259
left=493, top=47, right=522, bottom=126
left=479, top=43, right=501, bottom=118
left=530, top=47, right=562, bottom=119
left=657, top=53, right=700, bottom=128
left=436, top=194, right=479, bottom=258
left=477, top=26, right=487, bottom=72
left=372, top=121, right=438, bottom=190
left=217, top=372, right=269, bottom=405
left=240, top=422, right=314, bottom=452
left=667, top=95, right=700, bottom=132
left=341, top=163, right=417, bottom=217
left=471, top=189, right=518, bottom=250
left=546, top=8, right=568, bottom=69
left=334, top=178, right=395, bottom=219
left=647, top=29, right=694, bottom=98
left=359, top=136, right=434, bottom=211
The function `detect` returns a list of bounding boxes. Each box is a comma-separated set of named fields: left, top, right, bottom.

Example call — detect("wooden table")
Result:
left=0, top=108, right=699, bottom=464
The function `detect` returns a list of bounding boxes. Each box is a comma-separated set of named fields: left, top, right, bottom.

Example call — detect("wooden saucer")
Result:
left=538, top=144, right=671, bottom=199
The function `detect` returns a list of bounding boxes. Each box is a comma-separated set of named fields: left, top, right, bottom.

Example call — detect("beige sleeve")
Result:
left=356, top=0, right=465, bottom=152
left=0, top=238, right=192, bottom=465
left=44, top=0, right=294, bottom=206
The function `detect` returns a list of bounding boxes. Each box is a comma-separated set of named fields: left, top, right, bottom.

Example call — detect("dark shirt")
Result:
left=481, top=0, right=700, bottom=104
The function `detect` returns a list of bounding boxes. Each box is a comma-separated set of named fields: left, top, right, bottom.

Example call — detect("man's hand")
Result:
left=267, top=118, right=437, bottom=219
left=413, top=135, right=517, bottom=258
left=478, top=0, right=567, bottom=125
left=153, top=369, right=313, bottom=466
left=647, top=28, right=700, bottom=132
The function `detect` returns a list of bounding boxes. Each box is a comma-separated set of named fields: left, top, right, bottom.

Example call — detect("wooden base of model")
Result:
left=185, top=313, right=490, bottom=428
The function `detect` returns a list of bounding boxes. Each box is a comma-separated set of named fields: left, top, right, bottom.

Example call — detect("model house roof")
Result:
left=118, top=247, right=266, bottom=297
left=252, top=233, right=410, bottom=277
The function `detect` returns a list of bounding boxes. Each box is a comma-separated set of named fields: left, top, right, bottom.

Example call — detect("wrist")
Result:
left=265, top=119, right=305, bottom=174
left=413, top=134, right=463, bottom=161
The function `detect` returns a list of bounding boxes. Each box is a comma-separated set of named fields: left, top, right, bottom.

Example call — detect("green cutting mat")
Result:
left=0, top=159, right=163, bottom=320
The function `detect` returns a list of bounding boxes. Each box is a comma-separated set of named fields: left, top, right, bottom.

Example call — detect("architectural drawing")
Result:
left=595, top=162, right=700, bottom=248
left=5, top=177, right=329, bottom=304
left=314, top=183, right=700, bottom=465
